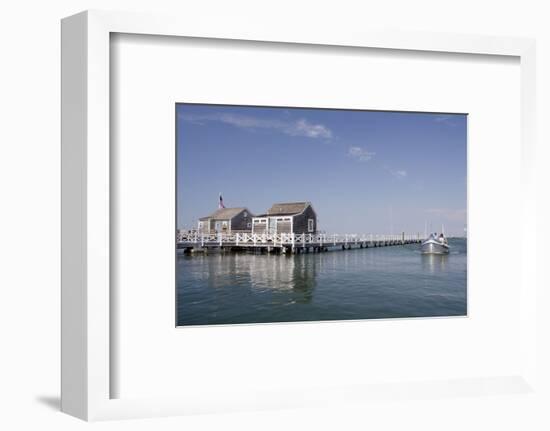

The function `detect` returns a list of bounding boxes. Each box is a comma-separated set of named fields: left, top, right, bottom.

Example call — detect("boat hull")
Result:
left=421, top=240, right=450, bottom=254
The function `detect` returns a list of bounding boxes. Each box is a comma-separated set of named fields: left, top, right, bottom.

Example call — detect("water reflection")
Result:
left=246, top=254, right=317, bottom=303
left=184, top=252, right=317, bottom=304
left=421, top=253, right=449, bottom=274
left=177, top=240, right=467, bottom=326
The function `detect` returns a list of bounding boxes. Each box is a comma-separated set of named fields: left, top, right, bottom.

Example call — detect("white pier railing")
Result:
left=177, top=231, right=420, bottom=248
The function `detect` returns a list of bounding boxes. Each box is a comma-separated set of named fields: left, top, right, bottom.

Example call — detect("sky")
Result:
left=176, top=104, right=467, bottom=236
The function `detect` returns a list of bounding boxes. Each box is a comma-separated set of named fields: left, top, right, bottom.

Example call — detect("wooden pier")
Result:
left=177, top=231, right=422, bottom=254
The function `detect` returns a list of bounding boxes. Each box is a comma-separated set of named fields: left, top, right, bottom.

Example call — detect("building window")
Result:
left=308, top=219, right=314, bottom=232
left=243, top=211, right=248, bottom=217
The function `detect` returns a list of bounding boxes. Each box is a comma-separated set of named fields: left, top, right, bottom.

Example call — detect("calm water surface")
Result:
left=177, top=239, right=467, bottom=326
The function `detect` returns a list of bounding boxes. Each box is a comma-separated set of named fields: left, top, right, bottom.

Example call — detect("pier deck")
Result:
left=177, top=232, right=421, bottom=254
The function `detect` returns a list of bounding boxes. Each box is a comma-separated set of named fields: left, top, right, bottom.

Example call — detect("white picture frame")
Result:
left=61, top=9, right=539, bottom=421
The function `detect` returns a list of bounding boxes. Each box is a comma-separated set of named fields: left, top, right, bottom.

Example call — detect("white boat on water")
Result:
left=421, top=233, right=450, bottom=254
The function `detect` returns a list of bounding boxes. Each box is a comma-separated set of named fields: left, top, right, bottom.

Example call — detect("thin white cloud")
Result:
left=434, top=114, right=457, bottom=127
left=390, top=169, right=407, bottom=179
left=382, top=164, right=407, bottom=179
left=218, top=113, right=277, bottom=129
left=348, top=146, right=375, bottom=162
left=179, top=112, right=332, bottom=139
left=289, top=119, right=332, bottom=139
left=434, top=114, right=452, bottom=122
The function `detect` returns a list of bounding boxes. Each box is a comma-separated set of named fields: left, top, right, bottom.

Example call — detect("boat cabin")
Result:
left=197, top=207, right=254, bottom=234
left=252, top=202, right=317, bottom=235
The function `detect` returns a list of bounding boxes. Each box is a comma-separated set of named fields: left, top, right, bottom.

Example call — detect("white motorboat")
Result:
left=421, top=233, right=450, bottom=254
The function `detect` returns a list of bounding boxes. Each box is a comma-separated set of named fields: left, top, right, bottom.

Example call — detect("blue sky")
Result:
left=177, top=104, right=467, bottom=236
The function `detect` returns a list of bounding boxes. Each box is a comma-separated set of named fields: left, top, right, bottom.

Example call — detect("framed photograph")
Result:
left=61, top=10, right=540, bottom=421
left=175, top=103, right=468, bottom=327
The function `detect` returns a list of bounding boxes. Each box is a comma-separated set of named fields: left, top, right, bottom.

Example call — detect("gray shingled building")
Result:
left=197, top=207, right=254, bottom=234
left=252, top=202, right=317, bottom=235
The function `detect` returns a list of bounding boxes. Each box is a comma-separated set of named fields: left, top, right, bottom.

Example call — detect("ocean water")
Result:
left=176, top=238, right=467, bottom=326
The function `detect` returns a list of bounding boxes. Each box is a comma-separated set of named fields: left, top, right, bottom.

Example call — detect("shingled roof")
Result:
left=199, top=207, right=251, bottom=221
left=266, top=202, right=310, bottom=216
